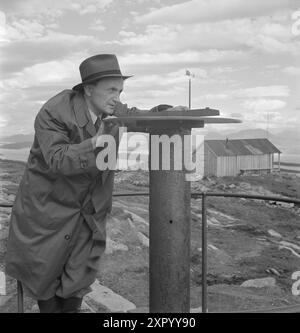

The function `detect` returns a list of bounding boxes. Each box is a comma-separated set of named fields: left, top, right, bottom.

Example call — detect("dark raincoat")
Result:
left=5, top=89, right=131, bottom=299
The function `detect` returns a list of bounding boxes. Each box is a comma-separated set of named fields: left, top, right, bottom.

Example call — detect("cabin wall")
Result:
left=215, top=154, right=273, bottom=177
left=204, top=145, right=217, bottom=176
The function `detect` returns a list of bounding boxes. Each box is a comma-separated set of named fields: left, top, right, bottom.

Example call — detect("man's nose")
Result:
left=113, top=94, right=120, bottom=103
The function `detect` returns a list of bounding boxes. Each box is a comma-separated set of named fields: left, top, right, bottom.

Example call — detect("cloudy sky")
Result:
left=0, top=0, right=299, bottom=137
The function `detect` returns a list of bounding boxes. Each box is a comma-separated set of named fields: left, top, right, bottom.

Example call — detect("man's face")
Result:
left=87, top=77, right=124, bottom=116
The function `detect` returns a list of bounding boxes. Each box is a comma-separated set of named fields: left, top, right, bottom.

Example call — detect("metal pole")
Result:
left=149, top=128, right=191, bottom=313
left=202, top=192, right=207, bottom=313
left=189, top=78, right=191, bottom=110
left=267, top=112, right=269, bottom=140
left=17, top=280, right=24, bottom=313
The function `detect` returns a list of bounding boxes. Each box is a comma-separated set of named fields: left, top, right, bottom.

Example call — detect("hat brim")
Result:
left=72, top=74, right=133, bottom=91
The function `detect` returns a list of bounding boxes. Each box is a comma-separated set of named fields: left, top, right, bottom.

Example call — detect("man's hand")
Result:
left=150, top=104, right=189, bottom=113
left=91, top=116, right=119, bottom=149
left=164, top=105, right=189, bottom=112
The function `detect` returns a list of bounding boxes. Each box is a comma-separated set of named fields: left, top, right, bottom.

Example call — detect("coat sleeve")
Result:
left=113, top=102, right=173, bottom=116
left=113, top=102, right=173, bottom=132
left=34, top=107, right=97, bottom=176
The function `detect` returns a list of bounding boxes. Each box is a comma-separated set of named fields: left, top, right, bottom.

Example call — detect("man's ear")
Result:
left=84, top=84, right=93, bottom=97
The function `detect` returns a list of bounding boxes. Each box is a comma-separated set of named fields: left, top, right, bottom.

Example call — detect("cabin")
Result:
left=203, top=138, right=281, bottom=177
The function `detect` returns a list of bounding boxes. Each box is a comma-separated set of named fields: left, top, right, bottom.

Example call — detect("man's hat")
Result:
left=72, top=54, right=132, bottom=91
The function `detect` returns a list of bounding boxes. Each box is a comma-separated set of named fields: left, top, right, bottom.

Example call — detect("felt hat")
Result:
left=72, top=54, right=132, bottom=91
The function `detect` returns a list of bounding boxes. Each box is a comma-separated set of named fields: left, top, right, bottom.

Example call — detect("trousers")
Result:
left=37, top=295, right=83, bottom=313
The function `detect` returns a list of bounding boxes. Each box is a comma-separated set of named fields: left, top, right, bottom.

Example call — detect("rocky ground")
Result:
left=1, top=159, right=300, bottom=312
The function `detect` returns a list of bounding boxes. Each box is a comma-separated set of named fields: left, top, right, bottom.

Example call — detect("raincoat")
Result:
left=5, top=89, right=128, bottom=299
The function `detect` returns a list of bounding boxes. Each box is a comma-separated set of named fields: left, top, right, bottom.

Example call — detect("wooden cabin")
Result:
left=203, top=138, right=281, bottom=177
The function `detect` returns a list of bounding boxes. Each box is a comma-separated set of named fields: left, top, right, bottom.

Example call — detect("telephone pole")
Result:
left=185, top=70, right=195, bottom=110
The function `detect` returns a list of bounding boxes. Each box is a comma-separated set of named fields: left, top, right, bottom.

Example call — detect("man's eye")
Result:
left=109, top=88, right=122, bottom=94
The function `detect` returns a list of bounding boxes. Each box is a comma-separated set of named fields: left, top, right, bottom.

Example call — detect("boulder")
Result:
left=0, top=271, right=6, bottom=296
left=137, top=232, right=149, bottom=247
left=84, top=280, right=136, bottom=313
left=105, top=238, right=129, bottom=255
left=279, top=241, right=300, bottom=252
left=267, top=229, right=282, bottom=238
left=241, top=277, right=276, bottom=288
left=277, top=202, right=294, bottom=209
left=128, top=306, right=203, bottom=313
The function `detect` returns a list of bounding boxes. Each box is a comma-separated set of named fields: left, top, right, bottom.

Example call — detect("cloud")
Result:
left=282, top=66, right=300, bottom=76
left=0, top=86, right=39, bottom=135
left=0, top=0, right=298, bottom=136
left=240, top=99, right=287, bottom=125
left=245, top=32, right=300, bottom=55
left=122, top=84, right=187, bottom=109
left=117, top=24, right=180, bottom=52
left=89, top=19, right=107, bottom=31
left=125, top=68, right=209, bottom=92
left=235, top=86, right=290, bottom=98
left=240, top=97, right=291, bottom=128
left=0, top=52, right=90, bottom=135
left=230, top=112, right=243, bottom=119
left=2, top=58, right=81, bottom=89
left=0, top=114, right=8, bottom=128
left=0, top=57, right=83, bottom=135
left=6, top=19, right=46, bottom=40
left=135, top=0, right=294, bottom=24
left=210, top=66, right=240, bottom=75
left=3, top=0, right=114, bottom=19
left=119, top=14, right=299, bottom=55
left=0, top=11, right=7, bottom=42
left=242, top=99, right=287, bottom=112
left=243, top=110, right=284, bottom=125
left=122, top=65, right=242, bottom=108
left=202, top=94, right=229, bottom=100
left=119, top=50, right=247, bottom=67
left=0, top=32, right=100, bottom=76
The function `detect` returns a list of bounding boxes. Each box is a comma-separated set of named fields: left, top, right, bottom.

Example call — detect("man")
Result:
left=5, top=54, right=186, bottom=313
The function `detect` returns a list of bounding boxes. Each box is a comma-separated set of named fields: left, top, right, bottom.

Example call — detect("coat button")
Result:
left=64, top=234, right=70, bottom=240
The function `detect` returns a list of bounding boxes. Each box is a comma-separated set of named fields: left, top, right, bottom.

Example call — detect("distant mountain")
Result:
left=0, top=133, right=34, bottom=143
left=202, top=128, right=271, bottom=140
left=202, top=130, right=225, bottom=140
left=0, top=127, right=298, bottom=155
left=0, top=142, right=32, bottom=149
left=204, top=128, right=300, bottom=155
left=270, top=129, right=300, bottom=154
left=226, top=128, right=274, bottom=140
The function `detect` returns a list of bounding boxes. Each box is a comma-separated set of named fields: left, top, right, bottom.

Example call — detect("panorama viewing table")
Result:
left=104, top=108, right=241, bottom=313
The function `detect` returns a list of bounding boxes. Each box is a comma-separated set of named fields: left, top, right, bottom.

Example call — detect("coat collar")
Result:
left=73, top=92, right=96, bottom=137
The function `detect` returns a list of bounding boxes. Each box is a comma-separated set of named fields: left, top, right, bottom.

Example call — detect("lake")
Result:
left=0, top=148, right=30, bottom=162
left=0, top=147, right=300, bottom=172
left=0, top=147, right=148, bottom=170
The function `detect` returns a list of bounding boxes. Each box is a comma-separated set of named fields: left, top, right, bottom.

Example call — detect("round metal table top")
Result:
left=104, top=115, right=241, bottom=123
left=103, top=115, right=241, bottom=132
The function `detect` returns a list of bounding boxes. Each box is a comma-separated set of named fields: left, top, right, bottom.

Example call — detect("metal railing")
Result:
left=1, top=191, right=300, bottom=313
left=192, top=192, right=300, bottom=313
